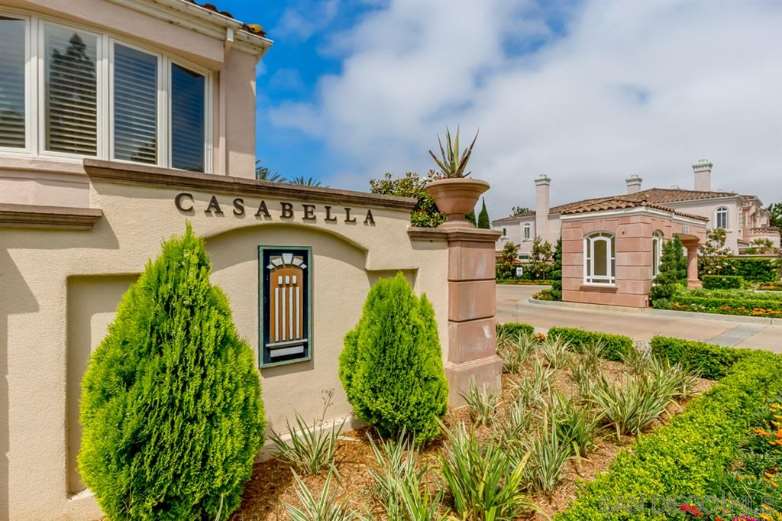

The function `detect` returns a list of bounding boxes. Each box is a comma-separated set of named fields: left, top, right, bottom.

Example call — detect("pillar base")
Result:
left=687, top=279, right=702, bottom=289
left=445, top=355, right=503, bottom=407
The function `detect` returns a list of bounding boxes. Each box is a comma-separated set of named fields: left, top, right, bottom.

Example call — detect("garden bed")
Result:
left=232, top=326, right=715, bottom=520
left=662, top=287, right=782, bottom=318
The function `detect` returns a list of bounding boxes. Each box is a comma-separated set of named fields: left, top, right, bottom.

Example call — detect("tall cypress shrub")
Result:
left=477, top=198, right=491, bottom=229
left=650, top=236, right=687, bottom=306
left=339, top=273, right=448, bottom=444
left=79, top=224, right=264, bottom=521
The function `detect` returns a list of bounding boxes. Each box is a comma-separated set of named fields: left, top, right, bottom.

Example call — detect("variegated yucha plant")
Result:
left=428, top=127, right=479, bottom=179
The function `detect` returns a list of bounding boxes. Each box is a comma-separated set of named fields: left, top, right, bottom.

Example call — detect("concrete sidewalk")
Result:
left=497, top=284, right=782, bottom=353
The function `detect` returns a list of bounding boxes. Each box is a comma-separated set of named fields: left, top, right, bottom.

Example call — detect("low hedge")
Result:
left=547, top=327, right=633, bottom=361
left=496, top=321, right=535, bottom=337
left=670, top=290, right=782, bottom=318
left=701, top=256, right=781, bottom=282
left=557, top=346, right=782, bottom=520
left=650, top=336, right=748, bottom=379
left=701, top=274, right=744, bottom=290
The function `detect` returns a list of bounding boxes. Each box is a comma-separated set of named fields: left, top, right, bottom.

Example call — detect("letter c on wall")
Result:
left=175, top=192, right=194, bottom=213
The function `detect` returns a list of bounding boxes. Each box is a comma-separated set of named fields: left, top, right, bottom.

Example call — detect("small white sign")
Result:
left=515, top=267, right=524, bottom=277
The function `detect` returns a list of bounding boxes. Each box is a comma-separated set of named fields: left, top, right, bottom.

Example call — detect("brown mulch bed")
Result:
left=231, top=353, right=714, bottom=520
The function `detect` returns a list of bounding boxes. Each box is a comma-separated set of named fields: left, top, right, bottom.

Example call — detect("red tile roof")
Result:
left=559, top=196, right=709, bottom=221
left=550, top=187, right=736, bottom=215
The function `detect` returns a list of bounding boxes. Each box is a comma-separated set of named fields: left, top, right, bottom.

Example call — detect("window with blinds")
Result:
left=44, top=24, right=98, bottom=155
left=171, top=63, right=205, bottom=172
left=113, top=44, right=158, bottom=164
left=0, top=17, right=26, bottom=149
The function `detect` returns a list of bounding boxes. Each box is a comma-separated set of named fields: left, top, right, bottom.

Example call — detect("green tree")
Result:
left=511, top=206, right=532, bottom=217
left=550, top=239, right=562, bottom=301
left=528, top=237, right=554, bottom=280
left=699, top=228, right=731, bottom=276
left=496, top=242, right=519, bottom=280
left=370, top=171, right=445, bottom=228
left=339, top=273, right=448, bottom=444
left=650, top=236, right=687, bottom=306
left=477, top=198, right=490, bottom=229
left=255, top=159, right=284, bottom=182
left=768, top=202, right=782, bottom=228
left=79, top=224, right=265, bottom=520
left=289, top=176, right=323, bottom=187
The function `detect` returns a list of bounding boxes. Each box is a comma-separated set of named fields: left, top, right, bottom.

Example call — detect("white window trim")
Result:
left=523, top=223, right=531, bottom=241
left=0, top=7, right=213, bottom=173
left=715, top=206, right=729, bottom=230
left=0, top=10, right=33, bottom=156
left=651, top=232, right=663, bottom=278
left=583, top=233, right=616, bottom=285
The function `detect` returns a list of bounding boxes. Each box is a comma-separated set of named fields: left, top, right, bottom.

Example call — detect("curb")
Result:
left=526, top=297, right=780, bottom=326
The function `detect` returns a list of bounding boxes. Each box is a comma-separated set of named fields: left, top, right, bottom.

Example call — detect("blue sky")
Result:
left=217, top=1, right=782, bottom=217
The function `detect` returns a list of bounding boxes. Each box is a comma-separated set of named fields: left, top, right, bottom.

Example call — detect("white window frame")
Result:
left=0, top=11, right=33, bottom=156
left=715, top=206, right=729, bottom=230
left=0, top=7, right=213, bottom=172
left=167, top=57, right=213, bottom=173
left=651, top=231, right=663, bottom=278
left=583, top=232, right=616, bottom=285
left=108, top=39, right=165, bottom=166
left=523, top=223, right=531, bottom=241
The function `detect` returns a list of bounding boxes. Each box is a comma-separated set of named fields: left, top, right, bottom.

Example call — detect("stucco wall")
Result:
left=0, top=181, right=449, bottom=520
left=666, top=198, right=740, bottom=251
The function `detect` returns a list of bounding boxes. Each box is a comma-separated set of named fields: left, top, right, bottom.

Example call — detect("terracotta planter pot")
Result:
left=425, top=177, right=490, bottom=229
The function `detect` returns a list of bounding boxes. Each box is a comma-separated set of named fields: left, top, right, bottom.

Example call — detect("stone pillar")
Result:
left=444, top=227, right=503, bottom=406
left=686, top=243, right=701, bottom=288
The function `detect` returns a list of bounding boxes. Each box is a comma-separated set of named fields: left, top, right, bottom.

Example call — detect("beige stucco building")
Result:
left=0, top=2, right=502, bottom=520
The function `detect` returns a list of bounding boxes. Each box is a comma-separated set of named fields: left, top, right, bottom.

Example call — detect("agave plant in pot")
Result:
left=425, top=127, right=489, bottom=229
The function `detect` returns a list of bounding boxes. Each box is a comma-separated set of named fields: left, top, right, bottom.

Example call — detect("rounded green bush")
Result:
left=79, top=224, right=265, bottom=521
left=339, top=273, right=448, bottom=444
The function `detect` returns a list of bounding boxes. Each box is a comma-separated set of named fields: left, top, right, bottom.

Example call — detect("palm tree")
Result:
left=288, top=176, right=323, bottom=187
left=255, top=160, right=285, bottom=183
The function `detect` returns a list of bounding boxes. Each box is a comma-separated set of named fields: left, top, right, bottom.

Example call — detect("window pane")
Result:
left=114, top=44, right=157, bottom=164
left=171, top=63, right=205, bottom=172
left=594, top=240, right=607, bottom=276
left=0, top=17, right=26, bottom=148
left=45, top=24, right=98, bottom=155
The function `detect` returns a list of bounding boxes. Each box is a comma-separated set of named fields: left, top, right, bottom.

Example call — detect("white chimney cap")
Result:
left=534, top=174, right=551, bottom=185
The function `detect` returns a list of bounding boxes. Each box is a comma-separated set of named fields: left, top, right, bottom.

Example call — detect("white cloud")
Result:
left=275, top=0, right=341, bottom=41
left=269, top=0, right=782, bottom=215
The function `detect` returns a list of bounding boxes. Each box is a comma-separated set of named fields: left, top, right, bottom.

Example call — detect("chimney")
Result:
left=534, top=175, right=550, bottom=241
left=693, top=159, right=713, bottom=191
left=626, top=175, right=643, bottom=194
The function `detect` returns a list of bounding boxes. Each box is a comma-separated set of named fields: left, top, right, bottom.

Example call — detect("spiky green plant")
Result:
left=286, top=472, right=363, bottom=521
left=589, top=373, right=675, bottom=440
left=497, top=330, right=536, bottom=374
left=461, top=381, right=500, bottom=427
left=513, top=359, right=553, bottom=407
left=494, top=399, right=532, bottom=447
left=428, top=127, right=479, bottom=178
left=368, top=433, right=445, bottom=521
left=268, top=392, right=344, bottom=476
left=524, top=414, right=571, bottom=494
left=644, top=357, right=700, bottom=400
left=621, top=344, right=654, bottom=374
left=547, top=392, right=598, bottom=459
left=440, top=423, right=535, bottom=521
left=78, top=224, right=264, bottom=521
left=540, top=336, right=572, bottom=369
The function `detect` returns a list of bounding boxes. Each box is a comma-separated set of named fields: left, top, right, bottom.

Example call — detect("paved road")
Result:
left=497, top=285, right=782, bottom=353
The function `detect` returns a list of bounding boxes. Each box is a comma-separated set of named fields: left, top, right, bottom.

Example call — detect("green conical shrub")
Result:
left=339, top=273, right=448, bottom=444
left=650, top=236, right=688, bottom=306
left=79, top=224, right=265, bottom=521
left=478, top=198, right=491, bottom=229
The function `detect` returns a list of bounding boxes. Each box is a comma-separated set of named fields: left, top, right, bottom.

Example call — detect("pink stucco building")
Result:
left=493, top=160, right=779, bottom=307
